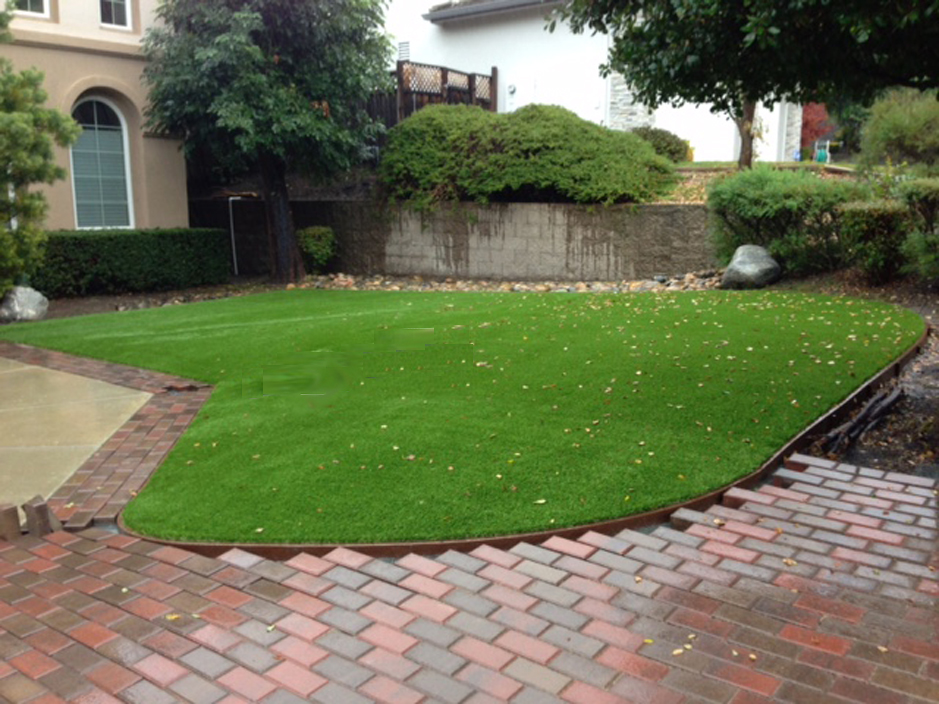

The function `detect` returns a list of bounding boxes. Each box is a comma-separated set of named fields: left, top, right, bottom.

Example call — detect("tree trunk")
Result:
left=259, top=154, right=305, bottom=283
left=735, top=100, right=757, bottom=169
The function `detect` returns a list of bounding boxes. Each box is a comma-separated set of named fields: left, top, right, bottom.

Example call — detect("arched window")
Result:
left=71, top=98, right=134, bottom=228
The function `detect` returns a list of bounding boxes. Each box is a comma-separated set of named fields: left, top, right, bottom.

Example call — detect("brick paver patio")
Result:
left=0, top=453, right=935, bottom=703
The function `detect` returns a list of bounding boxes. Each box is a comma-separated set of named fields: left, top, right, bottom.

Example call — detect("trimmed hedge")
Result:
left=898, top=178, right=939, bottom=234
left=707, top=166, right=864, bottom=275
left=899, top=178, right=939, bottom=285
left=838, top=200, right=913, bottom=284
left=379, top=104, right=675, bottom=209
left=902, top=230, right=939, bottom=286
left=32, top=228, right=230, bottom=298
left=630, top=126, right=688, bottom=163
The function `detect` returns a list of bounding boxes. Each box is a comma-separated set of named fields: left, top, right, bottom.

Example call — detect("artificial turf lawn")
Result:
left=0, top=290, right=924, bottom=543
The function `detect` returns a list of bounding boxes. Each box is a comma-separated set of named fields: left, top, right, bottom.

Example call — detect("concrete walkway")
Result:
left=0, top=454, right=936, bottom=703
left=0, top=357, right=150, bottom=513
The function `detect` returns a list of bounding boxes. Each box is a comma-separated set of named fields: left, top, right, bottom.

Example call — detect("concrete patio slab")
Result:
left=0, top=360, right=150, bottom=510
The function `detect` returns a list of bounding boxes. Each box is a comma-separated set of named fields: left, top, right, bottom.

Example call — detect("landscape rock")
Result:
left=721, top=245, right=781, bottom=289
left=0, top=286, right=49, bottom=322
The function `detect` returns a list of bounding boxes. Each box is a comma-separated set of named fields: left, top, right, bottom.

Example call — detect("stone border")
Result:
left=116, top=326, right=930, bottom=559
left=0, top=341, right=212, bottom=530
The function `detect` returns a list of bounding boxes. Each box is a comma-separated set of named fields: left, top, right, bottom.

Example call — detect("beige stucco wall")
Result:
left=7, top=3, right=188, bottom=230
left=11, top=0, right=160, bottom=43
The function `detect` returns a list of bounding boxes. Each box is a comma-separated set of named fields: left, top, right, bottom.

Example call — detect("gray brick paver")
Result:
left=0, top=454, right=934, bottom=704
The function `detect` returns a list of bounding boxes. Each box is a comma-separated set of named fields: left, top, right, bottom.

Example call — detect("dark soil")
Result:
left=34, top=272, right=939, bottom=479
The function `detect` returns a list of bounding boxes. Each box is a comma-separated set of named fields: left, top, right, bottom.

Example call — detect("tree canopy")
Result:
left=143, top=0, right=392, bottom=281
left=559, top=0, right=939, bottom=166
left=0, top=4, right=80, bottom=296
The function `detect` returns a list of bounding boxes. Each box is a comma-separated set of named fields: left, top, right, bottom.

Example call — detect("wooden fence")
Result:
left=368, top=61, right=498, bottom=131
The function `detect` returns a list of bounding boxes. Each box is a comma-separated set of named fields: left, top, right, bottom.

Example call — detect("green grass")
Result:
left=0, top=290, right=923, bottom=544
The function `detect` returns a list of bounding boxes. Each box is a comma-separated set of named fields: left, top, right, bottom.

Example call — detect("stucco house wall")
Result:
left=8, top=0, right=188, bottom=230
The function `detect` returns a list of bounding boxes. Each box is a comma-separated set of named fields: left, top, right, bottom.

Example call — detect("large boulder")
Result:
left=0, top=286, right=49, bottom=322
left=721, top=245, right=781, bottom=289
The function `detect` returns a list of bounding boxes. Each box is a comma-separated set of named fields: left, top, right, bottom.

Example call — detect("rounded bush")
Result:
left=707, top=167, right=864, bottom=275
left=379, top=104, right=675, bottom=208
left=630, top=126, right=688, bottom=163
left=297, top=226, right=336, bottom=274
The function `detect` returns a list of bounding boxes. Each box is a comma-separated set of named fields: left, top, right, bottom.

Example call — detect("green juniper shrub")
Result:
left=898, top=178, right=939, bottom=234
left=379, top=104, right=675, bottom=209
left=859, top=89, right=939, bottom=174
left=707, top=166, right=864, bottom=275
left=296, top=226, right=336, bottom=274
left=630, top=126, right=688, bottom=163
left=838, top=200, right=914, bottom=284
left=32, top=229, right=230, bottom=298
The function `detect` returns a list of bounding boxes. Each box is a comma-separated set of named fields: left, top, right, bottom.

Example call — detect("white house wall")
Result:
left=385, top=0, right=799, bottom=164
left=385, top=0, right=609, bottom=124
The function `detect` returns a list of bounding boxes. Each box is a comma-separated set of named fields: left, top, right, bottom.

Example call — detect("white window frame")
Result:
left=69, top=96, right=136, bottom=230
left=13, top=0, right=49, bottom=19
left=99, top=0, right=132, bottom=30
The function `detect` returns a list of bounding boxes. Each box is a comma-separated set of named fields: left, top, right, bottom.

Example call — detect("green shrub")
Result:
left=902, top=229, right=939, bottom=285
left=297, top=226, right=335, bottom=274
left=838, top=200, right=913, bottom=284
left=31, top=228, right=230, bottom=298
left=379, top=104, right=675, bottom=209
left=707, top=166, right=864, bottom=275
left=630, top=126, right=688, bottom=163
left=898, top=177, right=939, bottom=234
left=859, top=89, right=939, bottom=173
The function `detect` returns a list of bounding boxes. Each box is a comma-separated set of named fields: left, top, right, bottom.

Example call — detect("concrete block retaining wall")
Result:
left=191, top=200, right=716, bottom=281
left=299, top=201, right=716, bottom=281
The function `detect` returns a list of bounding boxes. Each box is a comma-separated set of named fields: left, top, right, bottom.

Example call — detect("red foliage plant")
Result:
left=801, top=103, right=832, bottom=150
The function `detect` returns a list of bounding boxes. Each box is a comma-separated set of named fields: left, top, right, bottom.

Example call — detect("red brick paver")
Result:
left=0, top=424, right=935, bottom=703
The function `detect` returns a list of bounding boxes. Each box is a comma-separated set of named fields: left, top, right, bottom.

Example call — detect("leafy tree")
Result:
left=558, top=0, right=939, bottom=169
left=0, top=3, right=80, bottom=296
left=143, top=0, right=392, bottom=282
